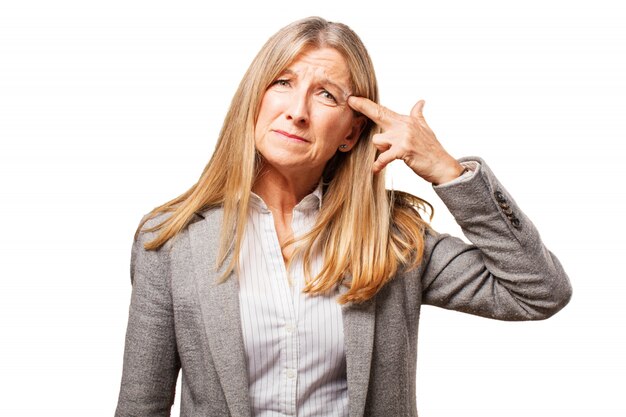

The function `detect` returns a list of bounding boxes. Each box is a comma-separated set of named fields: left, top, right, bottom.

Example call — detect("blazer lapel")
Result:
left=189, top=208, right=376, bottom=417
left=189, top=209, right=251, bottom=417
left=341, top=286, right=377, bottom=417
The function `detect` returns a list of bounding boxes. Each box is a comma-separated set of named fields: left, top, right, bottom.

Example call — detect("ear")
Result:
left=340, top=115, right=366, bottom=152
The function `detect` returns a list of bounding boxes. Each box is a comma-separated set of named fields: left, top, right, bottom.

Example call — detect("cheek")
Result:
left=256, top=93, right=282, bottom=128
left=255, top=100, right=273, bottom=145
left=255, top=96, right=271, bottom=128
left=315, top=109, right=354, bottom=142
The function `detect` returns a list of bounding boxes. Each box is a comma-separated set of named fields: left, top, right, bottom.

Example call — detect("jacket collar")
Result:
left=190, top=207, right=376, bottom=417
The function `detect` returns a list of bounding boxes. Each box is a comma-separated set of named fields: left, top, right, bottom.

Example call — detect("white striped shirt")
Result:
left=237, top=183, right=349, bottom=417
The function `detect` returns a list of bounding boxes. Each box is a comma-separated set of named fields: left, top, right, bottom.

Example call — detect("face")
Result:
left=254, top=47, right=365, bottom=180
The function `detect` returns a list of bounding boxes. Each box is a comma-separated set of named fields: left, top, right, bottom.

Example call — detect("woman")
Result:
left=115, top=17, right=572, bottom=417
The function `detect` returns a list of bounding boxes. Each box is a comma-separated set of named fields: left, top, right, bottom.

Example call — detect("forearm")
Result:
left=424, top=157, right=572, bottom=320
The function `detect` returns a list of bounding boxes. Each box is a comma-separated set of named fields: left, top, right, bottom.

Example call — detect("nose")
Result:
left=285, top=89, right=309, bottom=125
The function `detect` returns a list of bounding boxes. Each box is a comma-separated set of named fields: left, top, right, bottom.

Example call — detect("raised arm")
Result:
left=347, top=96, right=571, bottom=320
left=421, top=157, right=572, bottom=320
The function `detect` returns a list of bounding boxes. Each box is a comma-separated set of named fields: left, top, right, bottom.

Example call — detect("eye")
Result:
left=320, top=89, right=337, bottom=103
left=272, top=79, right=291, bottom=87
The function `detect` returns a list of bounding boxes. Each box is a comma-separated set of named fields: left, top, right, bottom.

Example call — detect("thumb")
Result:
left=410, top=99, right=425, bottom=119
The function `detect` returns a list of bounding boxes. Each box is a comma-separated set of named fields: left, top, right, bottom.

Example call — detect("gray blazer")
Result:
left=115, top=157, right=572, bottom=417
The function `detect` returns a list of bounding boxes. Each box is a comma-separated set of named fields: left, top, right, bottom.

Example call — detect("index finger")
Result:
left=347, top=96, right=395, bottom=127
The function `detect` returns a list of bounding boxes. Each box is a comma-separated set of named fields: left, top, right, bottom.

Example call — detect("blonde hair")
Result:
left=137, top=16, right=432, bottom=304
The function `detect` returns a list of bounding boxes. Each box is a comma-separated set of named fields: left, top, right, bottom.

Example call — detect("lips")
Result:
left=273, top=129, right=309, bottom=142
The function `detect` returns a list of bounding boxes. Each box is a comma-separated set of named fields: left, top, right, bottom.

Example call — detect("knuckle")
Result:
left=375, top=107, right=387, bottom=122
left=407, top=119, right=420, bottom=131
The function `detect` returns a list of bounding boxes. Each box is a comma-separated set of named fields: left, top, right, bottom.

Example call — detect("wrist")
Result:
left=431, top=161, right=465, bottom=185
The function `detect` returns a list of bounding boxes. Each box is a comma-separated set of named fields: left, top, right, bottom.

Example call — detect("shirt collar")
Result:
left=249, top=180, right=323, bottom=214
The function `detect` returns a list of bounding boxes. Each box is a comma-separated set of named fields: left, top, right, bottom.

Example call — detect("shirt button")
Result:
left=286, top=369, right=296, bottom=379
left=285, top=323, right=295, bottom=333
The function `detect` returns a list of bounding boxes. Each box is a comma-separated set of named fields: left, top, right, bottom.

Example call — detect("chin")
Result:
left=261, top=156, right=322, bottom=177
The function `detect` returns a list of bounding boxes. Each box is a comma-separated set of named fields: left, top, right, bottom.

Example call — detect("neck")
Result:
left=252, top=165, right=321, bottom=215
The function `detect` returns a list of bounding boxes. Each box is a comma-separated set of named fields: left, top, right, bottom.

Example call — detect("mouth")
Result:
left=273, top=130, right=309, bottom=143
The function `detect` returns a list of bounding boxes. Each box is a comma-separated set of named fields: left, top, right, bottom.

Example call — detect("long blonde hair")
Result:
left=137, top=16, right=432, bottom=304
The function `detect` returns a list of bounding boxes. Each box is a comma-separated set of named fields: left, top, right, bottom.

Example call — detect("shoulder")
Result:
left=194, top=205, right=225, bottom=225
left=135, top=206, right=223, bottom=241
left=137, top=210, right=173, bottom=232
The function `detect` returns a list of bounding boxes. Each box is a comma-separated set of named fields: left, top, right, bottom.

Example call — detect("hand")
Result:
left=347, top=96, right=464, bottom=185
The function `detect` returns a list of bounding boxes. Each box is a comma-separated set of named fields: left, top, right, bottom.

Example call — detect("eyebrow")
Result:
left=280, top=68, right=352, bottom=99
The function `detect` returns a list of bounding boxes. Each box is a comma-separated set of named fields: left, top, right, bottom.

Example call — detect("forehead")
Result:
left=282, top=47, right=352, bottom=86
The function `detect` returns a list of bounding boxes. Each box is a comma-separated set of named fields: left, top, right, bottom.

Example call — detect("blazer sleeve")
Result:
left=420, top=156, right=572, bottom=320
left=115, top=215, right=181, bottom=417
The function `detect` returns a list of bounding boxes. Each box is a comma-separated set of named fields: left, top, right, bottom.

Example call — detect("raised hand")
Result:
left=347, top=96, right=464, bottom=185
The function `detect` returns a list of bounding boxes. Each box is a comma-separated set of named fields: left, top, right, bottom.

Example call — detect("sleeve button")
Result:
left=511, top=217, right=521, bottom=228
left=494, top=191, right=506, bottom=203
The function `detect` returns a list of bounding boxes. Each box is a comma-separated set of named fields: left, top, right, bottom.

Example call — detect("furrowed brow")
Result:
left=279, top=68, right=296, bottom=77
left=323, top=78, right=351, bottom=99
left=277, top=69, right=352, bottom=99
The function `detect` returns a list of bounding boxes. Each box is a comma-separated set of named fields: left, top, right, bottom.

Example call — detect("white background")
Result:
left=1, top=0, right=625, bottom=416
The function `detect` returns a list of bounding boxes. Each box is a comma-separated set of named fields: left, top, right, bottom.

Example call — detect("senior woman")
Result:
left=115, top=16, right=572, bottom=417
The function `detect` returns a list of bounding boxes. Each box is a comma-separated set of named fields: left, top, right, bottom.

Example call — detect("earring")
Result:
left=339, top=144, right=348, bottom=149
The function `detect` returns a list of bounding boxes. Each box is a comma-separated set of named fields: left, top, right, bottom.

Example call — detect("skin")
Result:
left=346, top=97, right=464, bottom=185
left=253, top=46, right=462, bottom=261
left=253, top=47, right=365, bottom=259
